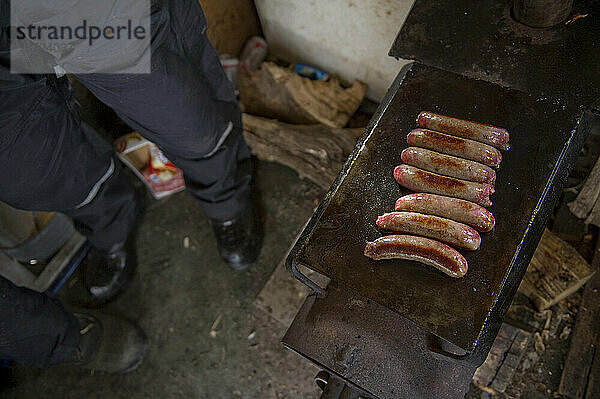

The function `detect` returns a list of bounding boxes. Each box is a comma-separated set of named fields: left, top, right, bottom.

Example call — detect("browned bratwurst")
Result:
left=364, top=235, right=468, bottom=278
left=394, top=164, right=494, bottom=206
left=417, top=111, right=510, bottom=148
left=395, top=193, right=495, bottom=232
left=376, top=211, right=481, bottom=250
left=407, top=129, right=502, bottom=168
left=401, top=147, right=496, bottom=184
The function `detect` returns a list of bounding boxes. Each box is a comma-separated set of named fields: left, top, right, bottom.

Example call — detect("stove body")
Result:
left=283, top=1, right=600, bottom=398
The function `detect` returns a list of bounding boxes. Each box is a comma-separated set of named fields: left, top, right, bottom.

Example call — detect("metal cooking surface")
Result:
left=389, top=0, right=600, bottom=108
left=293, top=63, right=586, bottom=352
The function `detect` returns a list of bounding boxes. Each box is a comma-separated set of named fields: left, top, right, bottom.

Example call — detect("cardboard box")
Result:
left=115, top=133, right=185, bottom=199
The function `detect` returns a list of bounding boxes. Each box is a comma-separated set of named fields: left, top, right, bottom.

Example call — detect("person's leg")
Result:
left=0, top=276, right=80, bottom=367
left=0, top=55, right=139, bottom=301
left=75, top=50, right=251, bottom=220
left=0, top=72, right=137, bottom=252
left=0, top=275, right=147, bottom=372
left=74, top=0, right=262, bottom=268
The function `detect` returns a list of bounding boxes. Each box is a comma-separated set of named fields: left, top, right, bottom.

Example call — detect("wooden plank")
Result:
left=559, top=241, right=600, bottom=398
left=583, top=241, right=600, bottom=399
left=473, top=324, right=517, bottom=387
left=34, top=211, right=54, bottom=231
left=569, top=154, right=600, bottom=219
left=242, top=113, right=362, bottom=189
left=0, top=231, right=86, bottom=293
left=518, top=229, right=595, bottom=311
left=490, top=330, right=531, bottom=393
left=239, top=62, right=368, bottom=128
left=584, top=197, right=600, bottom=227
left=254, top=226, right=330, bottom=326
left=586, top=350, right=600, bottom=399
left=0, top=201, right=36, bottom=248
left=0, top=250, right=36, bottom=288
left=473, top=323, right=531, bottom=393
left=253, top=249, right=311, bottom=327
left=33, top=232, right=85, bottom=292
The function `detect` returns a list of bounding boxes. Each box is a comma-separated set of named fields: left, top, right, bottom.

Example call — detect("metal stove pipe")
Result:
left=513, top=0, right=574, bottom=27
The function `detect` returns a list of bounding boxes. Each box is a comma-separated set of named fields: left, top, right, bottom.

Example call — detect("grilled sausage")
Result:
left=407, top=129, right=502, bottom=168
left=394, top=164, right=494, bottom=206
left=376, top=211, right=481, bottom=250
left=395, top=193, right=495, bottom=232
left=401, top=147, right=496, bottom=184
left=364, top=235, right=468, bottom=278
left=417, top=111, right=509, bottom=148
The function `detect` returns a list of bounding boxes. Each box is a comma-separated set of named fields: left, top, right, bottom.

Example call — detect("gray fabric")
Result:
left=9, top=0, right=152, bottom=74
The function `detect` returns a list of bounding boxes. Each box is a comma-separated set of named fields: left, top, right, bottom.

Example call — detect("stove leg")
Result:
left=316, top=371, right=363, bottom=399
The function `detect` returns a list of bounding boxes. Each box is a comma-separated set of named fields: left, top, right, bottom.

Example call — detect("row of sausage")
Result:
left=364, top=111, right=510, bottom=278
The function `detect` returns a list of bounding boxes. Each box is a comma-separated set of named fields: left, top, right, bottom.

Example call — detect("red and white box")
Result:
left=115, top=132, right=185, bottom=199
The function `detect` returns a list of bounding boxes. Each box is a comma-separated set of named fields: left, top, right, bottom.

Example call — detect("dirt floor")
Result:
left=0, top=156, right=591, bottom=399
left=465, top=291, right=582, bottom=399
left=0, top=160, right=325, bottom=399
left=2, top=158, right=590, bottom=399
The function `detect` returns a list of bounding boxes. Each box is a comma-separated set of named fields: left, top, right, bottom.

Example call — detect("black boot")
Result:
left=71, top=312, right=147, bottom=374
left=83, top=237, right=137, bottom=306
left=210, top=203, right=262, bottom=270
left=83, top=184, right=145, bottom=306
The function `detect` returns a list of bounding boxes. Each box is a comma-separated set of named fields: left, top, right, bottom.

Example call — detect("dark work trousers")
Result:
left=0, top=276, right=80, bottom=368
left=0, top=0, right=251, bottom=367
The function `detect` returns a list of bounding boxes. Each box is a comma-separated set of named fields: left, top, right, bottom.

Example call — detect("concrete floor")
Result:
left=0, top=160, right=325, bottom=399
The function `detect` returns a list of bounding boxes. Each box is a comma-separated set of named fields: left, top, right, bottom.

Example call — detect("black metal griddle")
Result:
left=286, top=62, right=592, bottom=365
left=390, top=0, right=600, bottom=109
